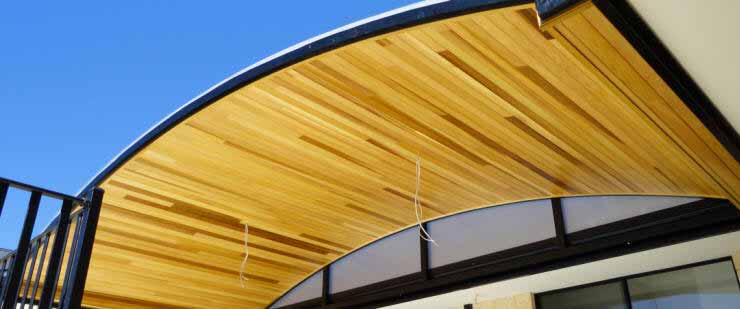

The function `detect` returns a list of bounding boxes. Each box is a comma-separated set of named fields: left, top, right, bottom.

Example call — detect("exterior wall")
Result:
left=472, top=294, right=535, bottom=309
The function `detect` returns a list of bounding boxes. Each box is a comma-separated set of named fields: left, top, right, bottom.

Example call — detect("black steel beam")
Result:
left=551, top=198, right=567, bottom=248
left=38, top=199, right=73, bottom=309
left=2, top=191, right=41, bottom=309
left=420, top=223, right=431, bottom=281
left=322, top=266, right=331, bottom=307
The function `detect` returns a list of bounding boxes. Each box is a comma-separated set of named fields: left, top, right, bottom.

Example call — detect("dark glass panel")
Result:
left=629, top=261, right=740, bottom=309
left=538, top=282, right=628, bottom=309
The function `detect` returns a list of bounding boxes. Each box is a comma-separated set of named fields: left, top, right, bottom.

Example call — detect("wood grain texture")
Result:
left=50, top=2, right=738, bottom=308
left=473, top=293, right=535, bottom=309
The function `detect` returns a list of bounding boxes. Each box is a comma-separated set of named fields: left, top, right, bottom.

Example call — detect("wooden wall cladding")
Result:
left=70, top=2, right=739, bottom=308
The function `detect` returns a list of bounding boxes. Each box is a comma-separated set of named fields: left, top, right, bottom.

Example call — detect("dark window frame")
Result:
left=535, top=257, right=740, bottom=309
left=272, top=198, right=740, bottom=309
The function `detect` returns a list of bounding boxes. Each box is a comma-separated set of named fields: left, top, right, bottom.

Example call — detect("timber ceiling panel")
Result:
left=67, top=2, right=739, bottom=308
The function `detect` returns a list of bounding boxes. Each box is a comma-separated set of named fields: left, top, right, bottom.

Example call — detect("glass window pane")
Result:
left=428, top=199, right=554, bottom=268
left=270, top=270, right=322, bottom=308
left=562, top=196, right=701, bottom=233
left=329, top=227, right=419, bottom=293
left=538, top=282, right=628, bottom=309
left=628, top=260, right=740, bottom=309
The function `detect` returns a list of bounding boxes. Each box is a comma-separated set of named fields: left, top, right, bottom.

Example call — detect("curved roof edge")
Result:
left=75, top=0, right=528, bottom=196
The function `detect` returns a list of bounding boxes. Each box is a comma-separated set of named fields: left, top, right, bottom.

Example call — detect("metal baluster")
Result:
left=29, top=234, right=50, bottom=306
left=0, top=182, right=10, bottom=303
left=62, top=188, right=103, bottom=309
left=0, top=182, right=8, bottom=218
left=0, top=255, right=14, bottom=301
left=1, top=191, right=41, bottom=309
left=38, top=199, right=73, bottom=309
left=20, top=239, right=41, bottom=307
left=58, top=212, right=83, bottom=308
left=0, top=183, right=8, bottom=305
left=0, top=258, right=8, bottom=298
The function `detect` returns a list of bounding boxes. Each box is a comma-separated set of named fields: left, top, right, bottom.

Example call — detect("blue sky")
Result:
left=0, top=0, right=417, bottom=250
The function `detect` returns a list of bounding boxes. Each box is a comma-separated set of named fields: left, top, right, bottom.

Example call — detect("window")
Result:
left=329, top=227, right=419, bottom=293
left=629, top=260, right=740, bottom=308
left=428, top=199, right=554, bottom=268
left=538, top=282, right=628, bottom=309
left=561, top=196, right=700, bottom=233
left=537, top=259, right=740, bottom=309
left=269, top=270, right=322, bottom=308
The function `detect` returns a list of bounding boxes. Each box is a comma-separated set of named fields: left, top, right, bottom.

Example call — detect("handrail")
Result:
left=0, top=176, right=103, bottom=309
left=0, top=177, right=84, bottom=204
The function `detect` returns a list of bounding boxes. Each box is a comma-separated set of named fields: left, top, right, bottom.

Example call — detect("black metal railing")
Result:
left=0, top=177, right=103, bottom=309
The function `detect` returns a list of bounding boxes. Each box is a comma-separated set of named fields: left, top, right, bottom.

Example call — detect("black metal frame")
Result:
left=534, top=0, right=586, bottom=22
left=534, top=256, right=740, bottom=308
left=0, top=177, right=103, bottom=309
left=272, top=197, right=740, bottom=308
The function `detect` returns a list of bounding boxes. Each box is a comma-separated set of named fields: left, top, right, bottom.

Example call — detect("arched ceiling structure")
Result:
left=66, top=1, right=739, bottom=308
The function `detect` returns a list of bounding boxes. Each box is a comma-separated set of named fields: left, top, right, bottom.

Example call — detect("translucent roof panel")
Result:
left=562, top=196, right=702, bottom=233
left=330, top=227, right=420, bottom=294
left=428, top=199, right=555, bottom=268
left=270, top=270, right=323, bottom=308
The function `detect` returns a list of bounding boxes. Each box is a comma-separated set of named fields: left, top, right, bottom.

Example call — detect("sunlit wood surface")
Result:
left=64, top=2, right=740, bottom=308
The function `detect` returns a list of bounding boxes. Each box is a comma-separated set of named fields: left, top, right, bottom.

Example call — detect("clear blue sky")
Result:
left=0, top=0, right=417, bottom=250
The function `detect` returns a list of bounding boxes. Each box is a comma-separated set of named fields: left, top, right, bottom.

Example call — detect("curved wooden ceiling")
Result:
left=73, top=1, right=739, bottom=308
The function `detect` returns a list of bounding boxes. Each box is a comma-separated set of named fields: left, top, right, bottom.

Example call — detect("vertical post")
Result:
left=38, top=199, right=73, bottom=309
left=419, top=222, right=431, bottom=280
left=0, top=182, right=8, bottom=218
left=61, top=188, right=104, bottom=309
left=1, top=191, right=41, bottom=309
left=551, top=198, right=568, bottom=248
left=0, top=258, right=10, bottom=299
left=58, top=213, right=83, bottom=305
left=29, top=234, right=50, bottom=306
left=322, top=266, right=330, bottom=307
left=19, top=239, right=40, bottom=306
left=621, top=279, right=633, bottom=309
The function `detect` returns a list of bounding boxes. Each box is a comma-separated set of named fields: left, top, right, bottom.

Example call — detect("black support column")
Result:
left=38, top=198, right=73, bottom=309
left=2, top=191, right=41, bottom=309
left=62, top=188, right=104, bottom=309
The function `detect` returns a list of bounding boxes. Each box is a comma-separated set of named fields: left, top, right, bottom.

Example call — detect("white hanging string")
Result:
left=239, top=223, right=250, bottom=287
left=414, top=157, right=438, bottom=247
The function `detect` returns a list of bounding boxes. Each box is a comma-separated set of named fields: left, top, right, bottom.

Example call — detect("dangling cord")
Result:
left=239, top=223, right=250, bottom=287
left=414, top=157, right=438, bottom=247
